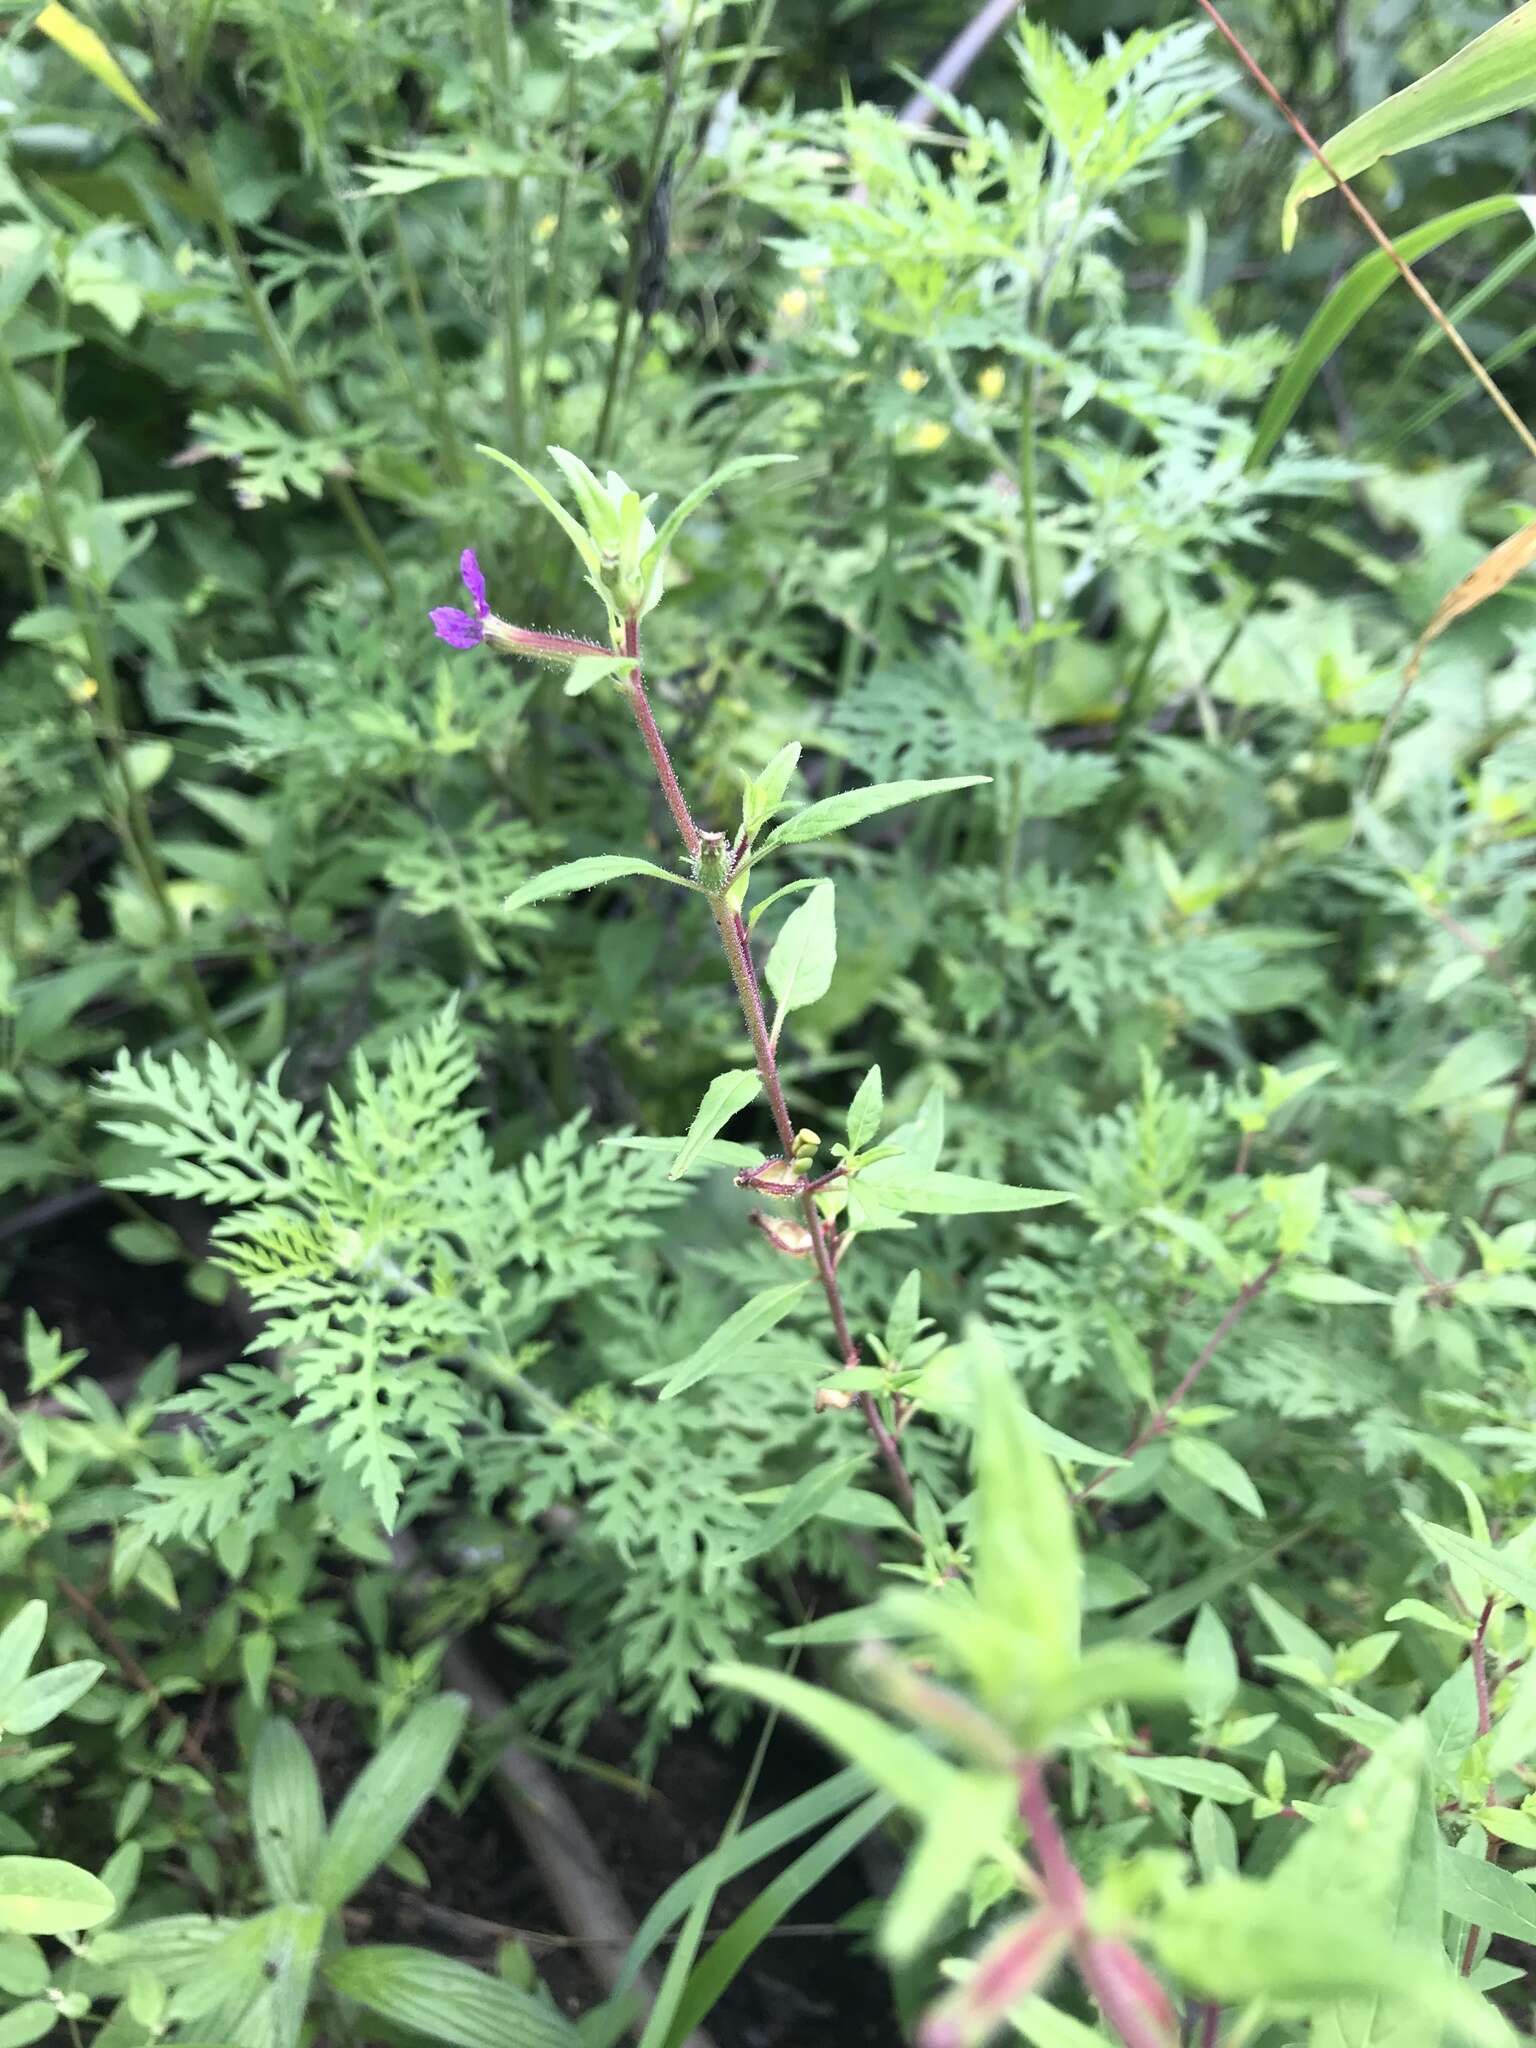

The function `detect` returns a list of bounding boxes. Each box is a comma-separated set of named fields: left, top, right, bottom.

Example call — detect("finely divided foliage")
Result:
left=2, top=4, right=1536, bottom=2047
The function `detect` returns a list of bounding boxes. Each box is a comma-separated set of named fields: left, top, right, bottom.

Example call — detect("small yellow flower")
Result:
left=797, top=264, right=826, bottom=286
left=898, top=365, right=928, bottom=395
left=910, top=420, right=950, bottom=453
left=977, top=363, right=1006, bottom=402
left=70, top=676, right=99, bottom=704
left=534, top=212, right=559, bottom=242
left=776, top=285, right=809, bottom=322
left=602, top=204, right=622, bottom=226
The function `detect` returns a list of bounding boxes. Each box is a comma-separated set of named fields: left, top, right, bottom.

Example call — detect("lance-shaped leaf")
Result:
left=640, top=455, right=795, bottom=583
left=1281, top=6, right=1536, bottom=248
left=645, top=1280, right=813, bottom=1399
left=1251, top=195, right=1536, bottom=466
left=33, top=4, right=159, bottom=125
left=758, top=775, right=990, bottom=854
left=325, top=1946, right=579, bottom=2048
left=476, top=445, right=603, bottom=577
left=503, top=854, right=695, bottom=918
left=765, top=881, right=836, bottom=1013
left=669, top=1069, right=762, bottom=1179
left=310, top=1696, right=467, bottom=1911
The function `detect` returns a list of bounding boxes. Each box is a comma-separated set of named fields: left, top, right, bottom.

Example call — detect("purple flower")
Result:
left=430, top=547, right=491, bottom=649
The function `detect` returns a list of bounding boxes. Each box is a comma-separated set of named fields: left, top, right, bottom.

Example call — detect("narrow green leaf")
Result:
left=1281, top=10, right=1536, bottom=247
left=1251, top=195, right=1534, bottom=464
left=764, top=880, right=836, bottom=1014
left=669, top=1070, right=761, bottom=1180
left=1171, top=1437, right=1265, bottom=1519
left=611, top=1769, right=869, bottom=2000
left=743, top=741, right=802, bottom=837
left=3, top=1660, right=102, bottom=1734
left=882, top=1770, right=1016, bottom=1962
left=1439, top=1846, right=1536, bottom=1945
left=711, top=1664, right=959, bottom=1813
left=476, top=445, right=602, bottom=576
left=1122, top=1755, right=1252, bottom=1804
left=649, top=1281, right=812, bottom=1399
left=310, top=1696, right=468, bottom=1911
left=660, top=1794, right=890, bottom=2046
left=970, top=1323, right=1080, bottom=1680
left=0, top=1606, right=45, bottom=1703
left=325, top=1945, right=578, bottom=2048
left=758, top=775, right=990, bottom=854
left=251, top=1720, right=325, bottom=1906
left=642, top=455, right=795, bottom=580
left=857, top=1167, right=1068, bottom=1216
left=503, top=855, right=694, bottom=918
left=1412, top=1029, right=1523, bottom=1114
left=846, top=1065, right=883, bottom=1153
left=730, top=1456, right=867, bottom=1565
left=33, top=4, right=159, bottom=125
left=1407, top=1516, right=1536, bottom=1612
left=1185, top=1604, right=1240, bottom=1725
left=1285, top=1270, right=1394, bottom=1306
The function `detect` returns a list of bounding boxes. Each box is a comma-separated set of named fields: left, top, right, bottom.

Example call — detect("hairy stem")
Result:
left=624, top=616, right=913, bottom=1515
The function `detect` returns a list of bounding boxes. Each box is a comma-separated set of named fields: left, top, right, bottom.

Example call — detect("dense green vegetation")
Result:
left=2, top=2, right=1536, bottom=2043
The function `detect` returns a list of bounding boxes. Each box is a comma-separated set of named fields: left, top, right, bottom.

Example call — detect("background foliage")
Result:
left=2, top=1, right=1535, bottom=2044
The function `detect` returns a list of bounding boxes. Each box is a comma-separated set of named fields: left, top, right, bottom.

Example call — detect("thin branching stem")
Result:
left=622, top=616, right=914, bottom=1514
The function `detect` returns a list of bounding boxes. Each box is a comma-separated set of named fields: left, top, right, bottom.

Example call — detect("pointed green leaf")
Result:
left=310, top=1696, right=467, bottom=1911
left=846, top=1066, right=883, bottom=1154
left=1171, top=1436, right=1265, bottom=1519
left=758, top=775, right=990, bottom=854
left=1122, top=1755, right=1252, bottom=1804
left=1281, top=10, right=1536, bottom=248
left=3, top=1660, right=102, bottom=1734
left=648, top=1281, right=812, bottom=1399
left=324, top=1945, right=578, bottom=2048
left=743, top=741, right=802, bottom=838
left=0, top=1606, right=45, bottom=1703
left=970, top=1323, right=1080, bottom=1678
left=1251, top=195, right=1534, bottom=464
left=251, top=1720, right=325, bottom=1906
left=669, top=1069, right=761, bottom=1179
left=642, top=456, right=794, bottom=581
left=765, top=881, right=836, bottom=1013
left=503, top=855, right=695, bottom=918
left=731, top=1456, right=867, bottom=1566
left=882, top=1769, right=1017, bottom=1962
left=1407, top=1516, right=1536, bottom=1612
left=856, top=1167, right=1068, bottom=1216
left=476, top=445, right=603, bottom=575
left=710, top=1664, right=959, bottom=1812
left=1185, top=1604, right=1240, bottom=1724
left=33, top=4, right=159, bottom=125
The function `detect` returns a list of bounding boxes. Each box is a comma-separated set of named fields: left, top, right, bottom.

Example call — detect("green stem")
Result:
left=0, top=348, right=226, bottom=1048
left=185, top=137, right=397, bottom=596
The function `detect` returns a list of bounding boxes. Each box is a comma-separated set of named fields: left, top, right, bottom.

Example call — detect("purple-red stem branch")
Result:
left=1017, top=1760, right=1173, bottom=2048
left=1074, top=1256, right=1285, bottom=1505
left=622, top=616, right=913, bottom=1516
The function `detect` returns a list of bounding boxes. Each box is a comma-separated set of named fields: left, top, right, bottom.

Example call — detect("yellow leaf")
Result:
left=1405, top=516, right=1536, bottom=685
left=33, top=3, right=159, bottom=127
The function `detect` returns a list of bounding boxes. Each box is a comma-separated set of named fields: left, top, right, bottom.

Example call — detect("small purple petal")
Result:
left=460, top=547, right=489, bottom=618
left=430, top=606, right=485, bottom=649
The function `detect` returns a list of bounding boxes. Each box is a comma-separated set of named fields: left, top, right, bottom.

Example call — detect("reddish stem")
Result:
left=622, top=615, right=699, bottom=857
left=1074, top=1256, right=1284, bottom=1504
left=627, top=617, right=913, bottom=1516
left=1017, top=1760, right=1173, bottom=2048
